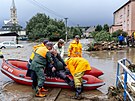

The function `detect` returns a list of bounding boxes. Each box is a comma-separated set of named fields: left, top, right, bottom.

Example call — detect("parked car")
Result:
left=0, top=41, right=24, bottom=49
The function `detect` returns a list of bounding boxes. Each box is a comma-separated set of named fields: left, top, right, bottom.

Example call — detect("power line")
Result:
left=26, top=0, right=77, bottom=26
left=27, top=0, right=64, bottom=19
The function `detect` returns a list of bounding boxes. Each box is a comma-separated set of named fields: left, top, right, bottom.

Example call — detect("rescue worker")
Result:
left=53, top=39, right=65, bottom=58
left=65, top=57, right=91, bottom=99
left=30, top=42, right=54, bottom=97
left=68, top=35, right=82, bottom=57
left=46, top=49, right=74, bottom=89
left=26, top=40, right=48, bottom=92
left=27, top=40, right=49, bottom=69
left=0, top=50, right=4, bottom=58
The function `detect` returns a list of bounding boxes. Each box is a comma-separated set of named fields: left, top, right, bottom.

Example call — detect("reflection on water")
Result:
left=83, top=48, right=135, bottom=94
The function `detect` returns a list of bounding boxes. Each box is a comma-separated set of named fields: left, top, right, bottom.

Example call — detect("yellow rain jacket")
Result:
left=30, top=43, right=45, bottom=60
left=68, top=40, right=82, bottom=57
left=66, top=57, right=91, bottom=76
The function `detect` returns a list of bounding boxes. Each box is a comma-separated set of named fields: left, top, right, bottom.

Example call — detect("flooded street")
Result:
left=0, top=39, right=135, bottom=100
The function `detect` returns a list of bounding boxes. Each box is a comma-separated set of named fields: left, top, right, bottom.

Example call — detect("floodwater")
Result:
left=0, top=39, right=135, bottom=101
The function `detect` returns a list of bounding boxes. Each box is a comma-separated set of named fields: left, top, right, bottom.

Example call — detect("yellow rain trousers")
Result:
left=74, top=72, right=84, bottom=87
left=68, top=40, right=82, bottom=57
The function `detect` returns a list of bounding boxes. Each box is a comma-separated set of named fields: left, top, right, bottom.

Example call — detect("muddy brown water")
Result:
left=0, top=39, right=135, bottom=101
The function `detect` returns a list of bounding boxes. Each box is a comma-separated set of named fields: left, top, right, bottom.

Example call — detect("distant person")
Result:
left=65, top=57, right=91, bottom=99
left=53, top=39, right=65, bottom=58
left=126, top=35, right=130, bottom=47
left=118, top=34, right=124, bottom=45
left=68, top=35, right=82, bottom=57
left=0, top=50, right=4, bottom=58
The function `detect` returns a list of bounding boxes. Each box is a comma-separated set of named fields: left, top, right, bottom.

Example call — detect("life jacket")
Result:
left=30, top=43, right=45, bottom=60
left=35, top=47, right=48, bottom=58
left=31, top=47, right=49, bottom=67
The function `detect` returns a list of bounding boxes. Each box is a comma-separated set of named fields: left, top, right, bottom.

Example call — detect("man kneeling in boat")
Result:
left=65, top=57, right=91, bottom=99
left=46, top=49, right=74, bottom=89
left=30, top=42, right=54, bottom=97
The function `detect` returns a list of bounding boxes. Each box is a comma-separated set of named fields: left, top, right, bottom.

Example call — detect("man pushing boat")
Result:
left=65, top=57, right=91, bottom=99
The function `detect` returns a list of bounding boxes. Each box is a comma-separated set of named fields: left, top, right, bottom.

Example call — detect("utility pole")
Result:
left=64, top=18, right=68, bottom=43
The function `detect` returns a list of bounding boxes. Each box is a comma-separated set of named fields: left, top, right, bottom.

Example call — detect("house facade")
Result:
left=110, top=0, right=135, bottom=36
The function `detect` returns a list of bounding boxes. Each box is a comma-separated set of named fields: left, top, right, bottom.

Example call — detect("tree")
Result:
left=10, top=24, right=22, bottom=33
left=95, top=25, right=102, bottom=32
left=93, top=31, right=114, bottom=42
left=103, top=24, right=109, bottom=32
left=26, top=13, right=66, bottom=41
left=112, top=30, right=128, bottom=37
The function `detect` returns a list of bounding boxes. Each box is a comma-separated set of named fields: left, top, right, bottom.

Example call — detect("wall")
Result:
left=0, top=36, right=16, bottom=43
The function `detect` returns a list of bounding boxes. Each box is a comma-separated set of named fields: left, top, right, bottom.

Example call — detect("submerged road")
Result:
left=0, top=39, right=135, bottom=100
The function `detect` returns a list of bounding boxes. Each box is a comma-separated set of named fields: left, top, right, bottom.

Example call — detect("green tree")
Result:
left=112, top=30, right=128, bottom=37
left=94, top=31, right=112, bottom=42
left=95, top=25, right=102, bottom=32
left=103, top=24, right=109, bottom=32
left=10, top=24, right=22, bottom=33
left=26, top=13, right=66, bottom=41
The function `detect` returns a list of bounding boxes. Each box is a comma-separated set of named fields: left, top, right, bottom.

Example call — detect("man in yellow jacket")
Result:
left=68, top=35, right=82, bottom=57
left=65, top=57, right=91, bottom=99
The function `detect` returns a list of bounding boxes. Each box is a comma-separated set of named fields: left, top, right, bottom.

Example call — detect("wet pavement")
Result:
left=0, top=39, right=135, bottom=101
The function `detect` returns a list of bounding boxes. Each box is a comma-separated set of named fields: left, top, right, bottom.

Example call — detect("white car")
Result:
left=0, top=41, right=24, bottom=49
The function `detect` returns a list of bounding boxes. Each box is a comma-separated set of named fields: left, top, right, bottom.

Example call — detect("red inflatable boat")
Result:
left=0, top=59, right=105, bottom=90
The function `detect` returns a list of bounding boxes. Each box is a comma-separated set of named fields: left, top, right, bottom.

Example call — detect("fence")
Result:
left=116, top=58, right=135, bottom=101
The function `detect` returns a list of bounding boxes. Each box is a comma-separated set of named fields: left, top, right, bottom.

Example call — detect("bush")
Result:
left=94, top=31, right=113, bottom=42
left=112, top=30, right=128, bottom=37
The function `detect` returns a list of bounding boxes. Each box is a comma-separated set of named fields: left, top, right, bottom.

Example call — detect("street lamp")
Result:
left=64, top=18, right=68, bottom=43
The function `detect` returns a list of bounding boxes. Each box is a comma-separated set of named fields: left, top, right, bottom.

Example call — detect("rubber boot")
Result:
left=35, top=88, right=46, bottom=97
left=40, top=87, right=48, bottom=92
left=65, top=77, right=75, bottom=90
left=74, top=87, right=82, bottom=100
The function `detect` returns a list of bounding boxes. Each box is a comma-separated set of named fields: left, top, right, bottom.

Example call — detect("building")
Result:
left=0, top=32, right=19, bottom=43
left=0, top=0, right=26, bottom=37
left=110, top=0, right=135, bottom=36
left=83, top=26, right=95, bottom=38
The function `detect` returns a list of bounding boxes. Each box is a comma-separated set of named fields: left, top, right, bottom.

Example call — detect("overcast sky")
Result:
left=0, top=0, right=128, bottom=28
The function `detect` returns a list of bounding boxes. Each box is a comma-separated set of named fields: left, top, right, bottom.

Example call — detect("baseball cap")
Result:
left=46, top=42, right=54, bottom=47
left=43, top=40, right=49, bottom=45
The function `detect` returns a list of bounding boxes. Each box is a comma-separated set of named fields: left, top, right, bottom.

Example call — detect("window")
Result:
left=3, top=42, right=9, bottom=45
left=127, top=5, right=129, bottom=17
left=10, top=42, right=15, bottom=45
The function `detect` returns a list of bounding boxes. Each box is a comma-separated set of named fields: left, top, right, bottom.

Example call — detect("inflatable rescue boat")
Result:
left=0, top=59, right=105, bottom=90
